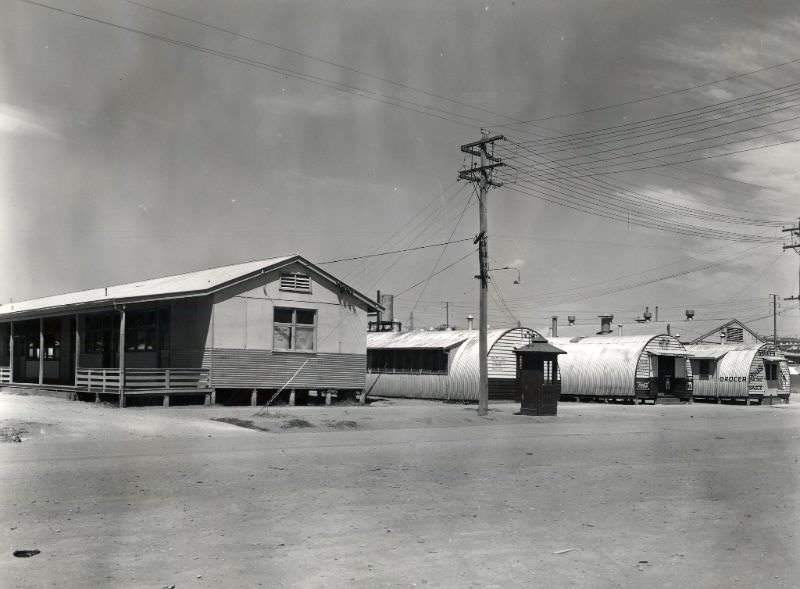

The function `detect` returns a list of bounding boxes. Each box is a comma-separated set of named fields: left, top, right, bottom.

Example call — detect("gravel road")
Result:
left=2, top=392, right=799, bottom=588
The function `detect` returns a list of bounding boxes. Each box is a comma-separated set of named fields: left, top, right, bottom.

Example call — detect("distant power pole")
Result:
left=783, top=218, right=800, bottom=307
left=459, top=130, right=505, bottom=416
left=770, top=294, right=779, bottom=346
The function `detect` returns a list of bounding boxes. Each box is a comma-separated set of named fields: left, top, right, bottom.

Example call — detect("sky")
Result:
left=2, top=0, right=800, bottom=336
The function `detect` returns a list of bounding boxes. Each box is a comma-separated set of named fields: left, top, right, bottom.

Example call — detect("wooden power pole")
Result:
left=783, top=218, right=800, bottom=307
left=459, top=130, right=504, bottom=416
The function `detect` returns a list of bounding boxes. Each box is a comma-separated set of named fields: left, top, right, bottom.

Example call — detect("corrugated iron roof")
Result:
left=367, top=329, right=520, bottom=350
left=367, top=328, right=523, bottom=350
left=0, top=254, right=380, bottom=318
left=684, top=343, right=757, bottom=359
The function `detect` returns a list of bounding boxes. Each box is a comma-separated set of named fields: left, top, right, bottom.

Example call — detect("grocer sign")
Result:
left=719, top=376, right=747, bottom=382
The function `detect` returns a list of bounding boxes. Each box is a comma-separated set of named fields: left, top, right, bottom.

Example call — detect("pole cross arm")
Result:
left=458, top=172, right=504, bottom=187
left=460, top=134, right=505, bottom=151
left=460, top=162, right=505, bottom=175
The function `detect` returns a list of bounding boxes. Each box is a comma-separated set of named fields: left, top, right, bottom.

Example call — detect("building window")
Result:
left=280, top=272, right=311, bottom=293
left=542, top=360, right=561, bottom=384
left=125, top=307, right=170, bottom=352
left=725, top=327, right=743, bottom=343
left=43, top=332, right=60, bottom=360
left=695, top=359, right=714, bottom=380
left=274, top=308, right=316, bottom=351
left=84, top=313, right=118, bottom=354
left=765, top=363, right=778, bottom=381
left=367, top=349, right=449, bottom=374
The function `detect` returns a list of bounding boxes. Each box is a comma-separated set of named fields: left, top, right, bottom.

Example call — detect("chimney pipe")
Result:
left=598, top=314, right=614, bottom=334
left=466, top=314, right=474, bottom=330
left=551, top=316, right=558, bottom=338
left=567, top=315, right=576, bottom=326
left=655, top=306, right=659, bottom=322
left=666, top=323, right=671, bottom=336
left=617, top=324, right=623, bottom=336
left=685, top=309, right=695, bottom=321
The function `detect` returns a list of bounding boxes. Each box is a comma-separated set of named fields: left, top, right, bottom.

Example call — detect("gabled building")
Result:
left=0, top=255, right=379, bottom=406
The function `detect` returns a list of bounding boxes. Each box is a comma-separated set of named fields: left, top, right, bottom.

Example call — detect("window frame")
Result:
left=273, top=307, right=317, bottom=352
left=366, top=348, right=449, bottom=374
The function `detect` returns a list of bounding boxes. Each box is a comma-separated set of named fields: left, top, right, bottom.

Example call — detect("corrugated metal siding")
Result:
left=209, top=348, right=366, bottom=390
left=715, top=349, right=756, bottom=398
left=365, top=327, right=540, bottom=401
left=550, top=335, right=688, bottom=398
left=685, top=343, right=790, bottom=399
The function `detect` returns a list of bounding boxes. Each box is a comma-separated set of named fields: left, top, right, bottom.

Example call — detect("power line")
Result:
left=318, top=237, right=474, bottom=264
left=496, top=142, right=784, bottom=227
left=18, top=0, right=503, bottom=130
left=496, top=54, right=800, bottom=127
left=119, top=0, right=548, bottom=133
left=395, top=249, right=477, bottom=297
left=512, top=82, right=800, bottom=148
left=498, top=132, right=800, bottom=181
left=408, top=188, right=476, bottom=317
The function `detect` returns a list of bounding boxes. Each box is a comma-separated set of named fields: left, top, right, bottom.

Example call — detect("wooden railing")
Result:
left=75, top=368, right=210, bottom=392
left=0, top=367, right=11, bottom=384
left=75, top=369, right=121, bottom=392
left=124, top=368, right=210, bottom=391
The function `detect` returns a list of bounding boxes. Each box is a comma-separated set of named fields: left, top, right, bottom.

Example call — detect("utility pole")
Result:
left=445, top=301, right=450, bottom=329
left=783, top=218, right=800, bottom=307
left=770, top=294, right=779, bottom=346
left=459, top=130, right=504, bottom=416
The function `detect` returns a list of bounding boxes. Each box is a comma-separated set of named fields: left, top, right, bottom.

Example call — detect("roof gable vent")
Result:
left=280, top=272, right=311, bottom=293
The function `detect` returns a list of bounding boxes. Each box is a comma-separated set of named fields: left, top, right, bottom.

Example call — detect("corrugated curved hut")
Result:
left=366, top=327, right=540, bottom=401
left=549, top=334, right=692, bottom=402
left=686, top=343, right=790, bottom=404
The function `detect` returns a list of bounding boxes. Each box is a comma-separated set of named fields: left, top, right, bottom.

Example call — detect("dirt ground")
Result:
left=1, top=391, right=799, bottom=588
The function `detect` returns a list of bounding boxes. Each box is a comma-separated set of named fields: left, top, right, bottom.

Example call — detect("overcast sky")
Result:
left=2, top=0, right=799, bottom=335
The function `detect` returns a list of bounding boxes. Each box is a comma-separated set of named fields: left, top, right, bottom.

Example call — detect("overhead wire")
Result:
left=493, top=53, right=800, bottom=127
left=496, top=141, right=783, bottom=228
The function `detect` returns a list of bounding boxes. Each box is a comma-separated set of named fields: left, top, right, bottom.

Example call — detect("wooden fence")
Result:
left=75, top=368, right=210, bottom=392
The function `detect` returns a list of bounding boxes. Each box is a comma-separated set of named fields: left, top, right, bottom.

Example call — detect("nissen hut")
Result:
left=366, top=327, right=540, bottom=401
left=686, top=343, right=790, bottom=404
left=549, top=334, right=692, bottom=403
left=0, top=255, right=379, bottom=406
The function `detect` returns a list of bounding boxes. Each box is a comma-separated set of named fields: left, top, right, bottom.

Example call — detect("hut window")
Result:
left=542, top=360, right=560, bottom=384
left=697, top=359, right=713, bottom=379
left=280, top=272, right=311, bottom=293
left=725, top=327, right=743, bottom=343
left=273, top=308, right=316, bottom=352
left=366, top=349, right=448, bottom=374
left=765, top=363, right=778, bottom=381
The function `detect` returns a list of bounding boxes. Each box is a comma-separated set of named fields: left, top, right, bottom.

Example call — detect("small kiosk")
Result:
left=515, top=336, right=566, bottom=415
